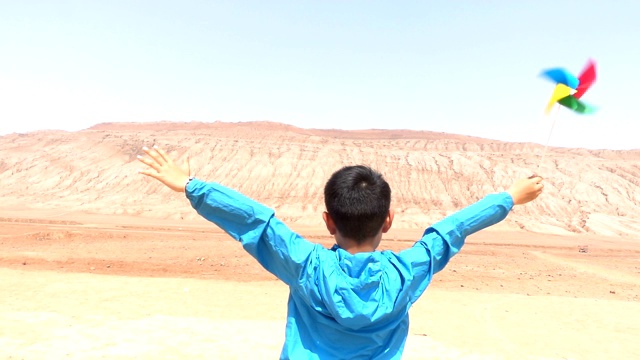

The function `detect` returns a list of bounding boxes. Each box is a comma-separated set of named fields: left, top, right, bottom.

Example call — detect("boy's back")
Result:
left=185, top=179, right=514, bottom=359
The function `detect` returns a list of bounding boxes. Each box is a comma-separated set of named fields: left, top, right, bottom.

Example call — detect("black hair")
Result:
left=324, top=165, right=391, bottom=243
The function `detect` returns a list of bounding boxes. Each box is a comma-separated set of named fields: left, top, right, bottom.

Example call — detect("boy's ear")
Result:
left=381, top=209, right=395, bottom=233
left=322, top=211, right=337, bottom=235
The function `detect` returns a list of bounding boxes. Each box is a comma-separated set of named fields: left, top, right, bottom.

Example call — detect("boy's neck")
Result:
left=335, top=234, right=381, bottom=254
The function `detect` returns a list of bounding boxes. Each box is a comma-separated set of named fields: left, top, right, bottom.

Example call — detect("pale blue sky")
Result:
left=1, top=1, right=638, bottom=149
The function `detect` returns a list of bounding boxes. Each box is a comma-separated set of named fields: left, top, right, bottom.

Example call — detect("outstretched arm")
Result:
left=416, top=192, right=514, bottom=274
left=137, top=146, right=317, bottom=286
left=398, top=176, right=544, bottom=302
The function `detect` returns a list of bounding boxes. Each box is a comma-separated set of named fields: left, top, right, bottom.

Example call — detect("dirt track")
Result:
left=1, top=210, right=639, bottom=359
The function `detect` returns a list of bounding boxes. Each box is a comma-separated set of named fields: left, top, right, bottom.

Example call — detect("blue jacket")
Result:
left=186, top=179, right=514, bottom=359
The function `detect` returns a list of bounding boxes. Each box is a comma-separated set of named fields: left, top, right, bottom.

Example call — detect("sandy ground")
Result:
left=1, top=208, right=639, bottom=359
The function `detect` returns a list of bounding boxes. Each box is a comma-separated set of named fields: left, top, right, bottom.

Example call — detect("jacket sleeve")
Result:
left=397, top=192, right=514, bottom=303
left=185, top=178, right=318, bottom=286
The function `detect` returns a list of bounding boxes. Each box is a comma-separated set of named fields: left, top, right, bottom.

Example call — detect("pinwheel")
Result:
left=541, top=60, right=597, bottom=114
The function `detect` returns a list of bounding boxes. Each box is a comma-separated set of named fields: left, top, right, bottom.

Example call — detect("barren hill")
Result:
left=1, top=121, right=639, bottom=237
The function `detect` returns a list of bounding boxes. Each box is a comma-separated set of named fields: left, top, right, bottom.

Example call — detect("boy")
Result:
left=137, top=145, right=543, bottom=359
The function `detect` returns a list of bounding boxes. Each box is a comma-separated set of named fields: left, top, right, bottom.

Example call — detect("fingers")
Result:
left=534, top=182, right=544, bottom=199
left=142, top=146, right=167, bottom=166
left=137, top=154, right=161, bottom=172
left=531, top=181, right=544, bottom=199
left=154, top=146, right=170, bottom=163
left=528, top=175, right=543, bottom=183
left=138, top=169, right=160, bottom=180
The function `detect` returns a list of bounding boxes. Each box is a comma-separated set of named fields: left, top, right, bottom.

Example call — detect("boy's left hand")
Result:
left=138, top=146, right=191, bottom=192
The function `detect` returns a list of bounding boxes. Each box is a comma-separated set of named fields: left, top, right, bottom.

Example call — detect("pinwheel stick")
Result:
left=536, top=106, right=561, bottom=172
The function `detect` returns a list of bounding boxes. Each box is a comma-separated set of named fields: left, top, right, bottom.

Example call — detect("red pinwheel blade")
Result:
left=574, top=59, right=596, bottom=99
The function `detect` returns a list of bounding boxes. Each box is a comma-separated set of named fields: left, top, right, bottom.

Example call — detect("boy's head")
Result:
left=323, top=165, right=392, bottom=248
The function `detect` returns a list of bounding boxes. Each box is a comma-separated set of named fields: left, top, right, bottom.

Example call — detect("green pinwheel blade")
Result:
left=557, top=96, right=598, bottom=115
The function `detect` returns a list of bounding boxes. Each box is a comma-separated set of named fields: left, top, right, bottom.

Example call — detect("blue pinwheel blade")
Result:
left=540, top=68, right=580, bottom=89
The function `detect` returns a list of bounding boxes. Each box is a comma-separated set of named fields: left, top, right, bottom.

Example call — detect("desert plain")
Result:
left=1, top=122, right=639, bottom=359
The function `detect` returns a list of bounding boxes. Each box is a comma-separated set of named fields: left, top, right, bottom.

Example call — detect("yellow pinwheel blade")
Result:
left=545, top=83, right=573, bottom=114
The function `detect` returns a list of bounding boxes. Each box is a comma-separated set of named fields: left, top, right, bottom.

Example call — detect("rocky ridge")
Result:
left=1, top=121, right=638, bottom=237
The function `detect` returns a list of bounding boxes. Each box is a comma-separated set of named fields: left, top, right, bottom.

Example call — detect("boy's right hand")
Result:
left=507, top=176, right=544, bottom=205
